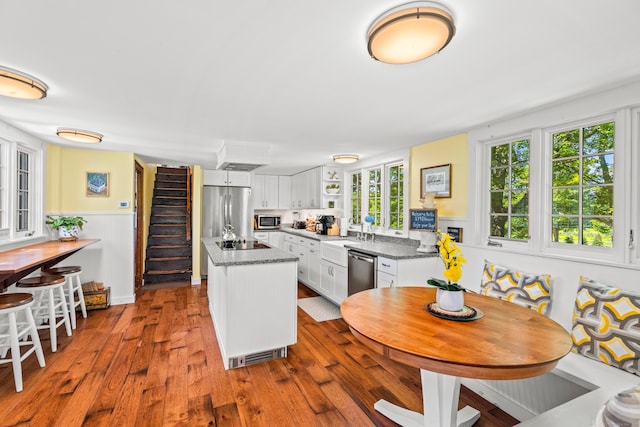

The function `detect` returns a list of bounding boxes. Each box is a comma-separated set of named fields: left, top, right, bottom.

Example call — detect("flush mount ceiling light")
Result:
left=367, top=2, right=456, bottom=64
left=0, top=66, right=48, bottom=99
left=56, top=128, right=103, bottom=144
left=333, top=154, right=359, bottom=164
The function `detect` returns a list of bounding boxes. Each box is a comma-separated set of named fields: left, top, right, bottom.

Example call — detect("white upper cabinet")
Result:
left=290, top=167, right=322, bottom=209
left=204, top=170, right=252, bottom=187
left=278, top=176, right=291, bottom=209
left=253, top=174, right=279, bottom=209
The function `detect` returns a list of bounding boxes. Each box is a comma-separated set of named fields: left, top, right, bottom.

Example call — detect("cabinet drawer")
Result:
left=297, top=246, right=308, bottom=264
left=284, top=234, right=297, bottom=243
left=377, top=271, right=397, bottom=289
left=377, top=257, right=397, bottom=275
left=254, top=232, right=269, bottom=242
left=298, top=237, right=318, bottom=249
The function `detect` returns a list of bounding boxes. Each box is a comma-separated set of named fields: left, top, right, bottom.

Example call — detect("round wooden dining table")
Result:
left=341, top=287, right=572, bottom=427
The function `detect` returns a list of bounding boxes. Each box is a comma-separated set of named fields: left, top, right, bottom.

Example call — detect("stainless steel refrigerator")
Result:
left=201, top=185, right=253, bottom=276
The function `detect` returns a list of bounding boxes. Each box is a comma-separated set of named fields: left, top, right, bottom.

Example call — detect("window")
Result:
left=16, top=150, right=30, bottom=232
left=348, top=158, right=407, bottom=234
left=489, top=139, right=529, bottom=240
left=350, top=172, right=362, bottom=224
left=388, top=163, right=404, bottom=230
left=0, top=138, right=42, bottom=243
left=551, top=121, right=614, bottom=247
left=367, top=168, right=382, bottom=226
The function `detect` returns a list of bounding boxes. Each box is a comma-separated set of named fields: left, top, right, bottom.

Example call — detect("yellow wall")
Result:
left=191, top=166, right=203, bottom=281
left=409, top=133, right=468, bottom=217
left=46, top=145, right=135, bottom=212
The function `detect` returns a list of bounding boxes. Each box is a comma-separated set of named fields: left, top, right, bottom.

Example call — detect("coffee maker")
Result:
left=315, top=215, right=335, bottom=235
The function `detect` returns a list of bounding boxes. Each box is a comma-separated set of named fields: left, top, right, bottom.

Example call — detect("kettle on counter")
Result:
left=222, top=224, right=236, bottom=248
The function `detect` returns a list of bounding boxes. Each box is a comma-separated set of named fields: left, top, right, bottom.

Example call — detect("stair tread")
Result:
left=148, top=245, right=190, bottom=249
left=145, top=269, right=191, bottom=275
left=147, top=256, right=191, bottom=261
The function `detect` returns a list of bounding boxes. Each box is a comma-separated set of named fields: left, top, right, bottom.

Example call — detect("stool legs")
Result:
left=8, top=309, right=46, bottom=392
left=1, top=297, right=46, bottom=392
left=66, top=272, right=87, bottom=329
left=48, top=285, right=72, bottom=352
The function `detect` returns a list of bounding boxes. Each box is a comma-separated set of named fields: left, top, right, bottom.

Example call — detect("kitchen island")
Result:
left=202, top=237, right=298, bottom=369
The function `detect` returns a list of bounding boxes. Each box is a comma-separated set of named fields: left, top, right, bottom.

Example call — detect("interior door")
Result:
left=134, top=161, right=144, bottom=294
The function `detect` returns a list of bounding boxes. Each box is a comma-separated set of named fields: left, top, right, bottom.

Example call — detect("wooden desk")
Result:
left=341, top=287, right=572, bottom=427
left=0, top=239, right=99, bottom=292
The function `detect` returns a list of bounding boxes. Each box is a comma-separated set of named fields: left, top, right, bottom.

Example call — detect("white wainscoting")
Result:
left=46, top=212, right=136, bottom=305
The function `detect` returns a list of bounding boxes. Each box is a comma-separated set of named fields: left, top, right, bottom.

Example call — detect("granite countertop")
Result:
left=340, top=241, right=438, bottom=260
left=280, top=228, right=438, bottom=260
left=203, top=237, right=298, bottom=266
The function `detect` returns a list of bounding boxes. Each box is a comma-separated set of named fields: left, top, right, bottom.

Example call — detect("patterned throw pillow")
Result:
left=480, top=260, right=552, bottom=315
left=571, top=276, right=640, bottom=376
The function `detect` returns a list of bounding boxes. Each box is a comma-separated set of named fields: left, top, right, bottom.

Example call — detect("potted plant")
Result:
left=326, top=183, right=340, bottom=194
left=427, top=231, right=466, bottom=311
left=45, top=215, right=87, bottom=241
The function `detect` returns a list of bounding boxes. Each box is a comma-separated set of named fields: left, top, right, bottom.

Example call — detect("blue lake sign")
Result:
left=409, top=209, right=437, bottom=231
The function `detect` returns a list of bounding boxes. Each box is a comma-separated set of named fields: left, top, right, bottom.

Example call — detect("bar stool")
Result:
left=16, top=275, right=71, bottom=352
left=0, top=293, right=46, bottom=392
left=42, top=266, right=86, bottom=330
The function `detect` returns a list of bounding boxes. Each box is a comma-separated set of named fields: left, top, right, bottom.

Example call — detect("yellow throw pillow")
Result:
left=571, top=276, right=640, bottom=375
left=480, top=260, right=552, bottom=315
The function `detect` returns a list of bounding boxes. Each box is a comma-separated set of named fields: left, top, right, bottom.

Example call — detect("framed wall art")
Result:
left=421, top=163, right=451, bottom=198
left=86, top=172, right=109, bottom=197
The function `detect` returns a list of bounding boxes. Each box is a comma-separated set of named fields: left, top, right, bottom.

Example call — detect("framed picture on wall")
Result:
left=86, top=172, right=109, bottom=197
left=421, top=164, right=451, bottom=198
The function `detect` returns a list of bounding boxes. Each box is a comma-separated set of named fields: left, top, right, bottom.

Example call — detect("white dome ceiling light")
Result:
left=367, top=2, right=456, bottom=64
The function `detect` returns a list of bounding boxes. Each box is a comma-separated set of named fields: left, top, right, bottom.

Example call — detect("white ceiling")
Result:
left=2, top=1, right=640, bottom=175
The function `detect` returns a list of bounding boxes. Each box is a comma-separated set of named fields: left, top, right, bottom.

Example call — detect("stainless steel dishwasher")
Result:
left=347, top=250, right=377, bottom=296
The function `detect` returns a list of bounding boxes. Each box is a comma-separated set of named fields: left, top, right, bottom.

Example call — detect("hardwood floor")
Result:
left=0, top=282, right=519, bottom=426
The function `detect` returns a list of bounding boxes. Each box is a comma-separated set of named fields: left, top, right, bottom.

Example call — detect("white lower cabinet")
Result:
left=377, top=271, right=396, bottom=288
left=207, top=258, right=297, bottom=370
left=268, top=231, right=284, bottom=249
left=307, top=247, right=321, bottom=290
left=320, top=259, right=347, bottom=305
left=254, top=232, right=269, bottom=243
left=376, top=255, right=439, bottom=288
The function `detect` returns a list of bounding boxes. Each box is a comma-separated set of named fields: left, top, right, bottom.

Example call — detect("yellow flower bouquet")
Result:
left=427, top=231, right=466, bottom=291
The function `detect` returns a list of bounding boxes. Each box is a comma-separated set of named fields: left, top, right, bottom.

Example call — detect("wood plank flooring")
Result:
left=0, top=282, right=519, bottom=426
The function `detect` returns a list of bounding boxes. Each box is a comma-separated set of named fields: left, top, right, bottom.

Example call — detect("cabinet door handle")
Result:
left=381, top=262, right=390, bottom=268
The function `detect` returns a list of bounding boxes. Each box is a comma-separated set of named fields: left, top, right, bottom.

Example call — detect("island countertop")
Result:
left=203, top=237, right=298, bottom=266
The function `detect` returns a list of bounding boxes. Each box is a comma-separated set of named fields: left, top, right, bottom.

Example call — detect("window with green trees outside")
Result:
left=388, top=164, right=404, bottom=230
left=489, top=139, right=530, bottom=240
left=551, top=121, right=614, bottom=247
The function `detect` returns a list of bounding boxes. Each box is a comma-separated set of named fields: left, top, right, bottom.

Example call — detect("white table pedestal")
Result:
left=374, top=369, right=481, bottom=427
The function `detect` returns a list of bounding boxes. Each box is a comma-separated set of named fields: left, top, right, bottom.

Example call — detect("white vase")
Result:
left=58, top=225, right=79, bottom=241
left=436, top=288, right=464, bottom=312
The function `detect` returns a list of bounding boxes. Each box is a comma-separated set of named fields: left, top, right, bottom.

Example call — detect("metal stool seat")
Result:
left=0, top=293, right=46, bottom=392
left=42, top=266, right=86, bottom=329
left=16, top=275, right=71, bottom=352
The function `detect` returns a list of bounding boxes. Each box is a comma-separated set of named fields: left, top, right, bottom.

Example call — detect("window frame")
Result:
left=487, top=136, right=531, bottom=242
left=541, top=113, right=625, bottom=262
left=476, top=110, right=630, bottom=264
left=347, top=158, right=408, bottom=236
left=0, top=137, right=43, bottom=244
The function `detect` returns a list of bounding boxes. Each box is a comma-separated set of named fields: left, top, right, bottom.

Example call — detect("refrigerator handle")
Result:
left=224, top=194, right=230, bottom=227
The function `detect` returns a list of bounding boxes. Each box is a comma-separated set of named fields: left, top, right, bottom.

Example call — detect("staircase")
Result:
left=143, top=166, right=192, bottom=284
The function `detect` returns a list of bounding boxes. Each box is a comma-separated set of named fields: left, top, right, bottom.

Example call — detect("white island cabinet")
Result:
left=203, top=237, right=298, bottom=369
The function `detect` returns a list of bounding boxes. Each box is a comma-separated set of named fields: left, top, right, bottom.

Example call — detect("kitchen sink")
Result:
left=323, top=240, right=362, bottom=247
left=321, top=240, right=362, bottom=267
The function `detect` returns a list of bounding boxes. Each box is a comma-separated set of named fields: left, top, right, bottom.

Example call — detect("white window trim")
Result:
left=474, top=109, right=634, bottom=265
left=480, top=132, right=536, bottom=253
left=0, top=137, right=44, bottom=244
left=540, top=112, right=624, bottom=263
left=347, top=158, right=408, bottom=237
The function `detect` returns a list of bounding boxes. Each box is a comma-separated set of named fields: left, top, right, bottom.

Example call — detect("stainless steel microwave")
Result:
left=255, top=215, right=281, bottom=229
